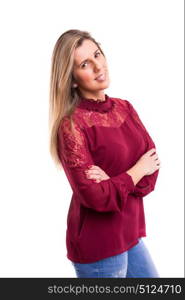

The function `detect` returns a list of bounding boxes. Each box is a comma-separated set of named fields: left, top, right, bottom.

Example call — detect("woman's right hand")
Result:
left=136, top=148, right=161, bottom=176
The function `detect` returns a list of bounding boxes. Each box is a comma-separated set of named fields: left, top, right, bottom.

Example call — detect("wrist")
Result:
left=135, top=162, right=147, bottom=177
left=126, top=163, right=146, bottom=186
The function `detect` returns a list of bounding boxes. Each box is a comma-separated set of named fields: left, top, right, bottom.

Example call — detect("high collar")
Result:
left=77, top=94, right=115, bottom=113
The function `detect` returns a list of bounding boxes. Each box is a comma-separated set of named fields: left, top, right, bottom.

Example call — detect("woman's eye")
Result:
left=95, top=52, right=101, bottom=57
left=81, top=62, right=88, bottom=68
left=81, top=52, right=101, bottom=68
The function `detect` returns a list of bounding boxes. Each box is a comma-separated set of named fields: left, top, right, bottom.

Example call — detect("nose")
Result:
left=93, top=61, right=101, bottom=71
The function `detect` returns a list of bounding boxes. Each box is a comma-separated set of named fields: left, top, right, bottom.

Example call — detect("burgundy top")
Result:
left=57, top=94, right=159, bottom=263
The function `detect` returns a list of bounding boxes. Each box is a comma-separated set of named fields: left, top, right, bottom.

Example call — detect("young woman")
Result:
left=49, top=29, right=161, bottom=278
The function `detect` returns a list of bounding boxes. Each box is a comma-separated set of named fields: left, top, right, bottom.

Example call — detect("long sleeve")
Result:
left=57, top=116, right=135, bottom=213
left=125, top=100, right=159, bottom=197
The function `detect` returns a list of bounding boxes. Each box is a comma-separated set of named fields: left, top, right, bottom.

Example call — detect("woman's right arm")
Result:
left=57, top=117, right=137, bottom=213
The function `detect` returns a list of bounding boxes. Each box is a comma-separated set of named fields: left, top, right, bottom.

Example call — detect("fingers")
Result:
left=86, top=173, right=102, bottom=181
left=152, top=154, right=161, bottom=164
left=148, top=148, right=156, bottom=156
left=152, top=154, right=161, bottom=165
left=148, top=148, right=156, bottom=153
left=85, top=166, right=105, bottom=181
left=150, top=152, right=161, bottom=162
left=87, top=165, right=100, bottom=170
left=85, top=170, right=101, bottom=176
left=85, top=165, right=102, bottom=174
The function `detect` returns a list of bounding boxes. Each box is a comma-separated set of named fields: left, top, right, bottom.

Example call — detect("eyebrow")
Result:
left=78, top=49, right=100, bottom=67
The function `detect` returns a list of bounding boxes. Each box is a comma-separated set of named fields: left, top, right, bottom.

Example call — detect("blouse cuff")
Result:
left=111, top=172, right=135, bottom=193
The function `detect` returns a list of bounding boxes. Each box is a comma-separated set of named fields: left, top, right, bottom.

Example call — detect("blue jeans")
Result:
left=71, top=238, right=159, bottom=278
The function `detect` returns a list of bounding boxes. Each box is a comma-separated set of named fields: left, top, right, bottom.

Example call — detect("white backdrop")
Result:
left=0, top=0, right=184, bottom=277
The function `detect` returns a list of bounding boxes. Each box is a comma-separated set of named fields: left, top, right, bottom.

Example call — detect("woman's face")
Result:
left=72, top=39, right=110, bottom=99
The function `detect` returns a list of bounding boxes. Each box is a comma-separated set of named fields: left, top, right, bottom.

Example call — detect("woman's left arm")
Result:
left=125, top=100, right=160, bottom=197
left=86, top=100, right=160, bottom=198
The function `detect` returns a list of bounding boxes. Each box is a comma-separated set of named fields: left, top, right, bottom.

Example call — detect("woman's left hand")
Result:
left=84, top=165, right=110, bottom=183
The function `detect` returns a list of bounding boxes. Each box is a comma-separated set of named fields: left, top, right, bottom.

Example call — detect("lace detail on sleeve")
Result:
left=58, top=117, right=90, bottom=168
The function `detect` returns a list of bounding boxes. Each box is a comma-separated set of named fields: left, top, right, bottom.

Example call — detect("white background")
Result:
left=0, top=0, right=184, bottom=277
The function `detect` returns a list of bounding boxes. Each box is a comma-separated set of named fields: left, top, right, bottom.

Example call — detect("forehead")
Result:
left=74, top=39, right=98, bottom=64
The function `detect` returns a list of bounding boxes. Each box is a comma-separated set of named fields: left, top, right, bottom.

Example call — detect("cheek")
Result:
left=78, top=71, right=94, bottom=85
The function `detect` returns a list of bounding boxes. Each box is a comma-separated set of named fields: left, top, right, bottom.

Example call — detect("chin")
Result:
left=84, top=80, right=110, bottom=93
left=101, top=82, right=110, bottom=89
left=97, top=79, right=110, bottom=88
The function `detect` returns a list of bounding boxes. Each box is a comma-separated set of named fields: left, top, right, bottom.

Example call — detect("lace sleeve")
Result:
left=59, top=117, right=89, bottom=168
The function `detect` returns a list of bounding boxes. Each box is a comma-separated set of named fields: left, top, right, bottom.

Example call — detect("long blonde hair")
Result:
left=48, top=29, right=105, bottom=170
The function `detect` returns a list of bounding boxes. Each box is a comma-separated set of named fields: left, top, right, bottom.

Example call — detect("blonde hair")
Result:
left=48, top=29, right=105, bottom=170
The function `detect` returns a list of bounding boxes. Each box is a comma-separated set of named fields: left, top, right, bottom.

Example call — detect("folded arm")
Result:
left=57, top=116, right=136, bottom=213
left=125, top=100, right=159, bottom=197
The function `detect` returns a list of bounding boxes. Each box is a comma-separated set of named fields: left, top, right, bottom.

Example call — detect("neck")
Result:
left=79, top=90, right=105, bottom=101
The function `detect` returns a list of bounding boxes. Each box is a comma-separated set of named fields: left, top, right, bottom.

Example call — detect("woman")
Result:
left=49, top=29, right=161, bottom=278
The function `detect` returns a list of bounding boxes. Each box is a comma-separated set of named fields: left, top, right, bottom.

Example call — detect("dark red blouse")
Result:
left=57, top=94, right=159, bottom=263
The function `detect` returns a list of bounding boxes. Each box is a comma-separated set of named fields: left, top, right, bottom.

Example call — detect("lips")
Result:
left=95, top=73, right=105, bottom=80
